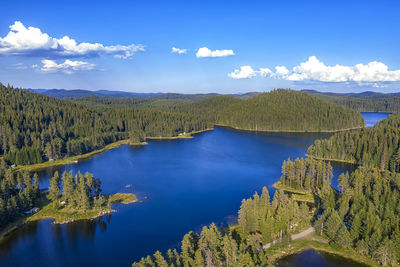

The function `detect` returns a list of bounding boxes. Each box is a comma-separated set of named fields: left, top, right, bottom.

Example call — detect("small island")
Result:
left=27, top=171, right=137, bottom=224
left=29, top=193, right=137, bottom=224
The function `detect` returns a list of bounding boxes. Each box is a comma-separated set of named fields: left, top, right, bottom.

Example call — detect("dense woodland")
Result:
left=305, top=90, right=400, bottom=112
left=280, top=158, right=333, bottom=192
left=72, top=89, right=365, bottom=132
left=132, top=187, right=313, bottom=267
left=308, top=112, right=400, bottom=171
left=315, top=167, right=400, bottom=265
left=0, top=83, right=209, bottom=165
left=0, top=160, right=41, bottom=229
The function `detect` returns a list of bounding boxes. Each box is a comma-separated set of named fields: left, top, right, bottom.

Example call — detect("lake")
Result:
left=276, top=249, right=369, bottom=267
left=361, top=112, right=391, bottom=127
left=0, top=113, right=388, bottom=266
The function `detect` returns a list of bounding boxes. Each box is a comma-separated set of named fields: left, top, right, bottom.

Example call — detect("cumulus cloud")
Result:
left=0, top=21, right=145, bottom=59
left=196, top=47, right=234, bottom=58
left=34, top=59, right=95, bottom=74
left=228, top=56, right=400, bottom=83
left=171, top=47, right=187, bottom=54
left=275, top=66, right=289, bottom=76
left=228, top=66, right=273, bottom=79
left=228, top=66, right=257, bottom=79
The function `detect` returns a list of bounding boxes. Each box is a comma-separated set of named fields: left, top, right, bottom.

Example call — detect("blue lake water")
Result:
left=0, top=113, right=389, bottom=266
left=276, top=249, right=369, bottom=267
left=361, top=112, right=391, bottom=127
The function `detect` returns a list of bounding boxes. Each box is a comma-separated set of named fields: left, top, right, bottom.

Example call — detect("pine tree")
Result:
left=49, top=171, right=61, bottom=207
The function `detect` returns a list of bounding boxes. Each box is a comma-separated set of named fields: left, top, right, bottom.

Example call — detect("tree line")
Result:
left=72, top=89, right=365, bottom=133
left=310, top=93, right=400, bottom=113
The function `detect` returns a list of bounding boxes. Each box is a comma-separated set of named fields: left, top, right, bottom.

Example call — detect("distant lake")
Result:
left=0, top=112, right=389, bottom=267
left=361, top=112, right=391, bottom=127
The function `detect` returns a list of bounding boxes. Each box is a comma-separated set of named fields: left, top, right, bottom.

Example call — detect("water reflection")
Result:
left=276, top=249, right=369, bottom=267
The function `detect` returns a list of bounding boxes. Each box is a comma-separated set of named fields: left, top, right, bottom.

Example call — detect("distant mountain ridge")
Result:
left=29, top=88, right=164, bottom=99
left=29, top=88, right=261, bottom=101
left=302, top=89, right=400, bottom=98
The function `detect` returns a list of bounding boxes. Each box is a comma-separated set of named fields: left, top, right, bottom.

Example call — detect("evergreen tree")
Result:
left=49, top=171, right=61, bottom=206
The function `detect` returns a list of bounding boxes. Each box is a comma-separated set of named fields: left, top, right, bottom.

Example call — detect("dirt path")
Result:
left=263, top=227, right=315, bottom=249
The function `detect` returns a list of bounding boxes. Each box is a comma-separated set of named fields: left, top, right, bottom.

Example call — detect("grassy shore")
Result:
left=215, top=124, right=364, bottom=133
left=109, top=193, right=138, bottom=204
left=146, top=128, right=214, bottom=140
left=15, top=140, right=147, bottom=172
left=28, top=193, right=138, bottom=224
left=273, top=181, right=315, bottom=203
left=266, top=232, right=378, bottom=266
left=306, top=154, right=357, bottom=164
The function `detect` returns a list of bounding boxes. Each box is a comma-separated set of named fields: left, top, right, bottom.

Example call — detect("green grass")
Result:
left=27, top=201, right=113, bottom=224
left=306, top=154, right=356, bottom=164
left=266, top=232, right=378, bottom=267
left=273, top=181, right=315, bottom=204
left=109, top=193, right=138, bottom=204
left=146, top=128, right=214, bottom=140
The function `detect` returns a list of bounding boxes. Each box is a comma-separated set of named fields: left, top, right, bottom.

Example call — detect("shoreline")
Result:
left=11, top=125, right=361, bottom=173
left=15, top=140, right=148, bottom=172
left=215, top=124, right=364, bottom=133
left=146, top=128, right=214, bottom=140
left=306, top=154, right=357, bottom=164
left=13, top=128, right=214, bottom=172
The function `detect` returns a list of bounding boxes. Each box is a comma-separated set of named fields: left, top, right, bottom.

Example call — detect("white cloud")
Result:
left=0, top=21, right=145, bottom=59
left=171, top=47, right=187, bottom=54
left=259, top=68, right=273, bottom=77
left=228, top=65, right=257, bottom=79
left=229, top=66, right=273, bottom=79
left=275, top=66, right=289, bottom=76
left=35, top=59, right=95, bottom=74
left=228, top=56, right=400, bottom=83
left=196, top=47, right=234, bottom=58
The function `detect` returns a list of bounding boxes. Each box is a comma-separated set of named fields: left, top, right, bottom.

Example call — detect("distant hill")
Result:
left=29, top=88, right=262, bottom=101
left=30, top=88, right=163, bottom=99
left=302, top=89, right=400, bottom=112
left=302, top=89, right=400, bottom=98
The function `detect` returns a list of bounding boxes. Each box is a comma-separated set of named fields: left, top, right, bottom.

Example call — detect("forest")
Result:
left=0, top=83, right=210, bottom=166
left=72, top=89, right=365, bottom=132
left=304, top=90, right=400, bottom=112
left=307, top=111, right=400, bottom=171
left=0, top=84, right=364, bottom=167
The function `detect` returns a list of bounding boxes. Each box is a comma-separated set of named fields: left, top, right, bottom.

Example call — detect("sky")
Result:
left=0, top=0, right=400, bottom=93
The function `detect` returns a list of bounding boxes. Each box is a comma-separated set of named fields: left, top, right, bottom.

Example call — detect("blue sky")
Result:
left=0, top=0, right=399, bottom=93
